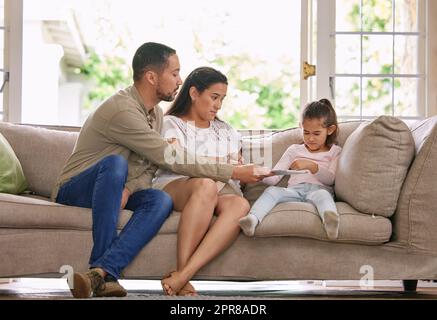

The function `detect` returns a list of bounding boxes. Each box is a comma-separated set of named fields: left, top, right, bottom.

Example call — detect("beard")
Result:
left=156, top=86, right=177, bottom=102
left=157, top=91, right=175, bottom=102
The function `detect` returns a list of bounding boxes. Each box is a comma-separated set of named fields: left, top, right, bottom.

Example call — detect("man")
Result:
left=52, top=42, right=264, bottom=298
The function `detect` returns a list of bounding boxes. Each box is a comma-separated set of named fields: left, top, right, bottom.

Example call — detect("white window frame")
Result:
left=300, top=0, right=322, bottom=108
left=300, top=0, right=310, bottom=107
left=3, top=0, right=23, bottom=123
left=316, top=0, right=428, bottom=120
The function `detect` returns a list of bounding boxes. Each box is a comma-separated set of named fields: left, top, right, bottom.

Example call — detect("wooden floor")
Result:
left=1, top=279, right=437, bottom=300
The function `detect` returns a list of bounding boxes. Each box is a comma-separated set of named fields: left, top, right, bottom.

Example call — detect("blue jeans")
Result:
left=250, top=183, right=337, bottom=223
left=56, top=155, right=173, bottom=279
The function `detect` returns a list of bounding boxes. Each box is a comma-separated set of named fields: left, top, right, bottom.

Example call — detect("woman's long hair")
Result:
left=166, top=67, right=228, bottom=117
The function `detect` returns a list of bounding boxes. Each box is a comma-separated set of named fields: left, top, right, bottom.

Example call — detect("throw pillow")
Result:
left=0, top=132, right=27, bottom=194
left=335, top=116, right=415, bottom=217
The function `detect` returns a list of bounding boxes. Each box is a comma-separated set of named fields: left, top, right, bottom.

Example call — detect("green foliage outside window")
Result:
left=80, top=49, right=300, bottom=129
left=80, top=51, right=132, bottom=111
left=349, top=0, right=414, bottom=116
left=80, top=1, right=414, bottom=127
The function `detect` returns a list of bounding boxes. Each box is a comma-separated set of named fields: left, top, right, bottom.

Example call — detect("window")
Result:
left=4, top=0, right=432, bottom=126
left=16, top=0, right=303, bottom=129
left=315, top=0, right=428, bottom=120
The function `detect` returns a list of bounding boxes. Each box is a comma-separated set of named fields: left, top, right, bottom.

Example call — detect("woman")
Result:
left=152, top=67, right=250, bottom=296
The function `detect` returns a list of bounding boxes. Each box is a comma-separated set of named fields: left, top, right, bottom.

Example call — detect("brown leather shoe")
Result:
left=93, top=275, right=127, bottom=297
left=70, top=268, right=105, bottom=299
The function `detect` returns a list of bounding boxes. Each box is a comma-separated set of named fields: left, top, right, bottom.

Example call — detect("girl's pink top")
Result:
left=263, top=144, right=342, bottom=188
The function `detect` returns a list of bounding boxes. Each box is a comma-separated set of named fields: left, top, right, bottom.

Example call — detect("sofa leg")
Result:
left=402, top=280, right=418, bottom=293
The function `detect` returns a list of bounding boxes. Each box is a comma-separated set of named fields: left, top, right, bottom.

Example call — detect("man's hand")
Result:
left=120, top=187, right=131, bottom=210
left=232, top=164, right=273, bottom=184
left=290, top=159, right=318, bottom=174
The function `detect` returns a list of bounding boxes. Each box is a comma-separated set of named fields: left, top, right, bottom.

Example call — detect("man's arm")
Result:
left=106, top=110, right=262, bottom=183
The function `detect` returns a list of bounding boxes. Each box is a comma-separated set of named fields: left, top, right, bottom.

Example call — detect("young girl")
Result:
left=239, top=99, right=342, bottom=240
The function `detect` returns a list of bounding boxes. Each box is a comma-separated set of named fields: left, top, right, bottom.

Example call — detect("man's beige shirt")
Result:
left=51, top=85, right=234, bottom=200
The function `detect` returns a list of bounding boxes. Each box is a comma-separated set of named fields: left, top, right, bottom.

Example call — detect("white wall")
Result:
left=58, top=82, right=83, bottom=126
left=21, top=21, right=64, bottom=125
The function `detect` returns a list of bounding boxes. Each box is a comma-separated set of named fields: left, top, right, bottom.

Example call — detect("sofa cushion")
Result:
left=252, top=201, right=391, bottom=244
left=0, top=123, right=78, bottom=198
left=0, top=132, right=27, bottom=194
left=334, top=116, right=415, bottom=217
left=0, top=193, right=390, bottom=245
left=0, top=193, right=180, bottom=234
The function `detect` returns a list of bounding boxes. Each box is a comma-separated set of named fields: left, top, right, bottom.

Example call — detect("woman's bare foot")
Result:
left=177, top=281, right=198, bottom=296
left=161, top=271, right=188, bottom=296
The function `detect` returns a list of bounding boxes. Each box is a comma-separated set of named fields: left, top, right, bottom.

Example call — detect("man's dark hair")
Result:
left=132, top=42, right=176, bottom=82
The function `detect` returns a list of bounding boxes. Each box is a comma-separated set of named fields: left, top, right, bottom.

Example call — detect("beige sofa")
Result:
left=1, top=116, right=437, bottom=293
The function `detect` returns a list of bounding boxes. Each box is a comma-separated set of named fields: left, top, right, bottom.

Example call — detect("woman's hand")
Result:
left=290, top=159, right=318, bottom=174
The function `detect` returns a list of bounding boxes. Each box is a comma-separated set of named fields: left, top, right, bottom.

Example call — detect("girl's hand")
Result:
left=290, top=160, right=318, bottom=174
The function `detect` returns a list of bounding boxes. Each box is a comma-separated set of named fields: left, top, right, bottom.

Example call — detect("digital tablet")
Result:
left=270, top=169, right=310, bottom=175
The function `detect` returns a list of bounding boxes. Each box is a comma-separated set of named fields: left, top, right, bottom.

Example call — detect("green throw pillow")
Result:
left=0, top=132, right=27, bottom=194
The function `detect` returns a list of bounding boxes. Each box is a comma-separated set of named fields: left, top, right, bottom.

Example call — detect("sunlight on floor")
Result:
left=2, top=278, right=437, bottom=300
left=3, top=278, right=436, bottom=293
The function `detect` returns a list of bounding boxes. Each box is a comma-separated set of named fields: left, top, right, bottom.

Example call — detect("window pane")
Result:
left=394, top=77, right=422, bottom=116
left=336, top=35, right=361, bottom=74
left=336, top=0, right=361, bottom=32
left=362, top=77, right=393, bottom=116
left=394, top=35, right=419, bottom=74
left=335, top=77, right=361, bottom=116
left=362, top=0, right=393, bottom=32
left=363, top=35, right=393, bottom=74
left=395, top=0, right=419, bottom=32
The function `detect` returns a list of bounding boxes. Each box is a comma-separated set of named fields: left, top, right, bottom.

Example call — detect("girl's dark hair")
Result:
left=166, top=67, right=228, bottom=117
left=301, top=98, right=339, bottom=147
left=132, top=42, right=176, bottom=82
